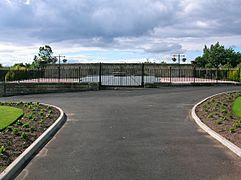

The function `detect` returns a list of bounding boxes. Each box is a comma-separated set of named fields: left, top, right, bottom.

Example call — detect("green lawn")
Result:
left=232, top=96, right=241, bottom=118
left=0, top=106, right=23, bottom=130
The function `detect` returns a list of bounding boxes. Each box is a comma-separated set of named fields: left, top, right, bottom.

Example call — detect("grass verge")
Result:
left=0, top=106, right=23, bottom=130
left=232, top=96, right=241, bottom=118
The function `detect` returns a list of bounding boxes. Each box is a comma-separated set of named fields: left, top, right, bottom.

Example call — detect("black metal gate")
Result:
left=100, top=63, right=144, bottom=87
left=3, top=63, right=238, bottom=88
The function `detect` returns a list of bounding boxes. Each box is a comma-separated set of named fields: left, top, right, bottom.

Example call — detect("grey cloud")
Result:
left=0, top=0, right=180, bottom=41
left=144, top=43, right=183, bottom=53
left=0, top=0, right=241, bottom=55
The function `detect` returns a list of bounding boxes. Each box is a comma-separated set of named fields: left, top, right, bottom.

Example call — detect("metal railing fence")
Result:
left=0, top=64, right=240, bottom=86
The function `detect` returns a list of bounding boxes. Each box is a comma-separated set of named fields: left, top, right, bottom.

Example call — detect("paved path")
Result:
left=2, top=86, right=241, bottom=180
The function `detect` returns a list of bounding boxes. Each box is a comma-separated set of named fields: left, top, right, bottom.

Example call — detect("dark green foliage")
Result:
left=40, top=111, right=44, bottom=116
left=227, top=70, right=240, bottom=81
left=30, top=127, right=36, bottom=132
left=22, top=122, right=30, bottom=128
left=21, top=132, right=28, bottom=140
left=4, top=63, right=33, bottom=81
left=5, top=69, right=28, bottom=81
left=16, top=120, right=23, bottom=126
left=195, top=42, right=241, bottom=68
left=228, top=127, right=236, bottom=133
left=12, top=128, right=19, bottom=135
left=207, top=112, right=215, bottom=118
left=28, top=114, right=33, bottom=120
left=232, top=122, right=240, bottom=128
left=33, top=45, right=57, bottom=68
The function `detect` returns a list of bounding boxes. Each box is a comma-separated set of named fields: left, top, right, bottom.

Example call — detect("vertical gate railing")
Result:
left=99, top=63, right=144, bottom=87
left=0, top=64, right=240, bottom=91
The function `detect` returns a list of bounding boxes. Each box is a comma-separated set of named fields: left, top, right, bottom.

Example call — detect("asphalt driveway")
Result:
left=2, top=86, right=241, bottom=180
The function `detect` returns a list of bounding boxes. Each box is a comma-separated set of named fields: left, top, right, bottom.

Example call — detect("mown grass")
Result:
left=232, top=96, right=241, bottom=118
left=0, top=106, right=23, bottom=130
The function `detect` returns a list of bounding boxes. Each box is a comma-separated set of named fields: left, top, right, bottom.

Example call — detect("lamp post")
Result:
left=172, top=54, right=186, bottom=77
left=54, top=55, right=67, bottom=82
left=191, top=60, right=197, bottom=83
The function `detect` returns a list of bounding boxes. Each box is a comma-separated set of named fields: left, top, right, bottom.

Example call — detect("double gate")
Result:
left=5, top=63, right=238, bottom=86
left=100, top=63, right=144, bottom=87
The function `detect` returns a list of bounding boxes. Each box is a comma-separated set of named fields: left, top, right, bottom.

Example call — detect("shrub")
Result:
left=227, top=70, right=240, bottom=81
left=0, top=145, right=6, bottom=155
left=28, top=114, right=33, bottom=120
left=22, top=122, right=30, bottom=128
left=12, top=128, right=19, bottom=135
left=5, top=70, right=15, bottom=81
left=21, top=132, right=28, bottom=140
left=228, top=127, right=236, bottom=133
left=5, top=69, right=29, bottom=81
left=232, top=122, right=240, bottom=128
left=16, top=120, right=23, bottom=126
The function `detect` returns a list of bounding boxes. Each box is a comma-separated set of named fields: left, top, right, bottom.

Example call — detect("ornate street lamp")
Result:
left=53, top=55, right=67, bottom=81
left=172, top=54, right=187, bottom=77
left=172, top=54, right=186, bottom=64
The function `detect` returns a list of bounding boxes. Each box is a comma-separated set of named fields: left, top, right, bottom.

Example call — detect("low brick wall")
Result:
left=0, top=82, right=99, bottom=97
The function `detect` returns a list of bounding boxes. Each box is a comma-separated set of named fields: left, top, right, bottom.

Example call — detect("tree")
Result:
left=194, top=42, right=241, bottom=68
left=33, top=45, right=57, bottom=68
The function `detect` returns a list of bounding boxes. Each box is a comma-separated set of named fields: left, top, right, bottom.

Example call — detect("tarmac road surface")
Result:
left=1, top=86, right=241, bottom=180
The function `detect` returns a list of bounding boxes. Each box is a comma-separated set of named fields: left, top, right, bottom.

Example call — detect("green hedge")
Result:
left=5, top=70, right=28, bottom=81
left=227, top=69, right=240, bottom=82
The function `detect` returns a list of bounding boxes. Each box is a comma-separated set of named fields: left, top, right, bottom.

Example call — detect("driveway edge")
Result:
left=0, top=103, right=66, bottom=180
left=191, top=91, right=241, bottom=157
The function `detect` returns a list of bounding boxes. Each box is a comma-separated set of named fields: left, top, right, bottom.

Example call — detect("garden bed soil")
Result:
left=196, top=92, right=241, bottom=148
left=0, top=102, right=60, bottom=173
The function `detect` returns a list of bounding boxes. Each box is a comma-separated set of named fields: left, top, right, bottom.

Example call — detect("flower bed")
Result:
left=0, top=102, right=60, bottom=173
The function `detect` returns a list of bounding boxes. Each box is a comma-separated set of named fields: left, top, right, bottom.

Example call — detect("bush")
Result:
left=227, top=69, right=240, bottom=81
left=5, top=69, right=28, bottom=81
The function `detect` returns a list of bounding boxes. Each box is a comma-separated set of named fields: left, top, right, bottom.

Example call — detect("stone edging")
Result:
left=0, top=103, right=66, bottom=180
left=191, top=91, right=241, bottom=157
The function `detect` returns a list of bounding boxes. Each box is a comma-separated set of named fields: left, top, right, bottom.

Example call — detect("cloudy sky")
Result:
left=0, top=0, right=241, bottom=66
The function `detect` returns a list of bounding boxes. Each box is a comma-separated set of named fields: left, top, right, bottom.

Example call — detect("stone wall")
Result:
left=0, top=83, right=4, bottom=96
left=0, top=82, right=99, bottom=97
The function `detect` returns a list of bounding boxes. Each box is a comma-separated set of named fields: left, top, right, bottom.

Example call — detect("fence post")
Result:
left=3, top=74, right=6, bottom=96
left=78, top=66, right=81, bottom=83
left=169, top=66, right=172, bottom=83
left=216, top=68, right=218, bottom=83
left=40, top=67, right=44, bottom=83
left=99, top=63, right=102, bottom=88
left=238, top=68, right=240, bottom=82
left=37, top=68, right=40, bottom=83
left=193, top=66, right=196, bottom=84
left=141, top=63, right=144, bottom=87
left=58, top=65, right=60, bottom=82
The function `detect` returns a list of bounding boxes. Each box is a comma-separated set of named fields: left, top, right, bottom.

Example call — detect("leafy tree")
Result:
left=33, top=45, right=57, bottom=68
left=11, top=63, right=31, bottom=70
left=195, top=56, right=207, bottom=68
left=195, top=42, right=241, bottom=68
